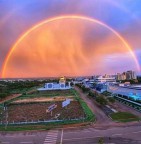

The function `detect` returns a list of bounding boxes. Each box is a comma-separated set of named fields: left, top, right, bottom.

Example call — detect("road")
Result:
left=75, top=86, right=114, bottom=125
left=1, top=125, right=141, bottom=143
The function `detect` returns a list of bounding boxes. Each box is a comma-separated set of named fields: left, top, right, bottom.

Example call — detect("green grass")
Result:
left=75, top=96, right=95, bottom=122
left=0, top=118, right=87, bottom=131
left=110, top=112, right=140, bottom=122
left=5, top=89, right=76, bottom=104
left=10, top=86, right=38, bottom=94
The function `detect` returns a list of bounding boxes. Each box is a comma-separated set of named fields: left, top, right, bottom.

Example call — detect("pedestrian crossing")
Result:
left=44, top=130, right=58, bottom=144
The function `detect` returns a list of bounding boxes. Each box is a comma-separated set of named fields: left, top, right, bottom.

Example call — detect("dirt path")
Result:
left=12, top=96, right=74, bottom=103
left=75, top=86, right=114, bottom=125
left=0, top=94, right=22, bottom=104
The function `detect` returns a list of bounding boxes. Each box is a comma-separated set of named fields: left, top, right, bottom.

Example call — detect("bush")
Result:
left=96, top=96, right=107, bottom=105
left=81, top=86, right=90, bottom=93
left=108, top=97, right=115, bottom=103
left=0, top=93, right=9, bottom=99
left=88, top=91, right=96, bottom=98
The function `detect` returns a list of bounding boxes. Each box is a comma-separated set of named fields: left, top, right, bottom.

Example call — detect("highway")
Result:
left=1, top=125, right=141, bottom=144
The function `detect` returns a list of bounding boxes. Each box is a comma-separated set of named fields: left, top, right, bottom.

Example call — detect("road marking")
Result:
left=112, top=133, right=122, bottom=136
left=20, top=142, right=33, bottom=144
left=60, top=129, right=63, bottom=144
left=5, top=134, right=35, bottom=137
left=25, top=135, right=35, bottom=137
left=5, top=135, right=15, bottom=137
left=63, top=135, right=102, bottom=141
left=132, top=131, right=141, bottom=134
left=44, top=130, right=58, bottom=144
left=64, top=129, right=100, bottom=134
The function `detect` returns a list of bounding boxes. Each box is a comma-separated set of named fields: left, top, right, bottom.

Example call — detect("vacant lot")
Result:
left=7, top=101, right=85, bottom=123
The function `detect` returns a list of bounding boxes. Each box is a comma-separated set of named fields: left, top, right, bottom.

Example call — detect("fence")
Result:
left=0, top=118, right=85, bottom=126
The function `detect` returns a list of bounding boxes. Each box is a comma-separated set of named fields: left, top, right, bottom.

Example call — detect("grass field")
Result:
left=110, top=112, right=140, bottom=122
left=4, top=89, right=76, bottom=105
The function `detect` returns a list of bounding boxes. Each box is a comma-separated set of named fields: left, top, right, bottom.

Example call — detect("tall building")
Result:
left=126, top=70, right=137, bottom=80
left=117, top=72, right=126, bottom=80
left=116, top=70, right=137, bottom=81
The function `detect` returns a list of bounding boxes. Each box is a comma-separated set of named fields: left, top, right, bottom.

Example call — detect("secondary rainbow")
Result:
left=1, top=15, right=140, bottom=78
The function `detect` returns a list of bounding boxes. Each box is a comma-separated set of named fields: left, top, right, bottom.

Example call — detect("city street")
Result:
left=1, top=125, right=141, bottom=144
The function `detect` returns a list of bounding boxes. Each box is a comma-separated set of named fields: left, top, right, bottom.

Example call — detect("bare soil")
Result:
left=12, top=96, right=74, bottom=103
left=7, top=101, right=84, bottom=123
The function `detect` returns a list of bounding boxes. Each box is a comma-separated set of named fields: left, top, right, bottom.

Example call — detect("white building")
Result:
left=38, top=77, right=71, bottom=91
left=95, top=75, right=116, bottom=83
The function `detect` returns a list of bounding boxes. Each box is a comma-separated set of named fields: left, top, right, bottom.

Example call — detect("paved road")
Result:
left=1, top=125, right=141, bottom=144
left=75, top=86, right=114, bottom=125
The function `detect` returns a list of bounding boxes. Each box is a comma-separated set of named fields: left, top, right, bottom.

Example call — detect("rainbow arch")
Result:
left=1, top=15, right=140, bottom=78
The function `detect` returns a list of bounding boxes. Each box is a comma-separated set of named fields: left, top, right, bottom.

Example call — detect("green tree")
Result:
left=98, top=137, right=104, bottom=144
left=81, top=86, right=90, bottom=93
left=108, top=97, right=115, bottom=103
left=96, top=96, right=107, bottom=105
left=88, top=91, right=95, bottom=97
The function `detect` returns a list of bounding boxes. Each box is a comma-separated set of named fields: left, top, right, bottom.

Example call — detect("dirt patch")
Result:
left=12, top=96, right=74, bottom=104
left=7, top=101, right=85, bottom=123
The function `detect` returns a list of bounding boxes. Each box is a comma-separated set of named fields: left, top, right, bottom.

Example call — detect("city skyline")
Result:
left=0, top=0, right=141, bottom=78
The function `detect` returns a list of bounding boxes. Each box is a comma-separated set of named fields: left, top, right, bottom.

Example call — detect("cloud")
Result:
left=2, top=18, right=138, bottom=78
left=0, top=0, right=141, bottom=77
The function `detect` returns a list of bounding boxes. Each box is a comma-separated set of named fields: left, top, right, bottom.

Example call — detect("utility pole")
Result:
left=4, top=105, right=8, bottom=130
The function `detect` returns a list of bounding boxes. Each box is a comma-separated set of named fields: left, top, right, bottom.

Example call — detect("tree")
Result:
left=88, top=91, right=95, bottom=97
left=108, top=97, right=115, bottom=103
left=81, top=86, right=90, bottom=93
left=98, top=137, right=104, bottom=144
left=92, top=83, right=97, bottom=88
left=96, top=96, right=107, bottom=105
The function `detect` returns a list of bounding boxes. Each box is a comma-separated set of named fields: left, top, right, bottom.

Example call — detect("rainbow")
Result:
left=1, top=15, right=140, bottom=78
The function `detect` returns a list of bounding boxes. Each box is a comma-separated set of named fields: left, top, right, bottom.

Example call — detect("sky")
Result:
left=0, top=0, right=141, bottom=78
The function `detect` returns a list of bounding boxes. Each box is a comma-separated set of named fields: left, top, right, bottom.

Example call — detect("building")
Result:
left=95, top=75, right=116, bottom=83
left=117, top=70, right=137, bottom=81
left=126, top=70, right=137, bottom=80
left=38, top=77, right=71, bottom=91
left=117, top=72, right=126, bottom=81
left=96, top=83, right=107, bottom=92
